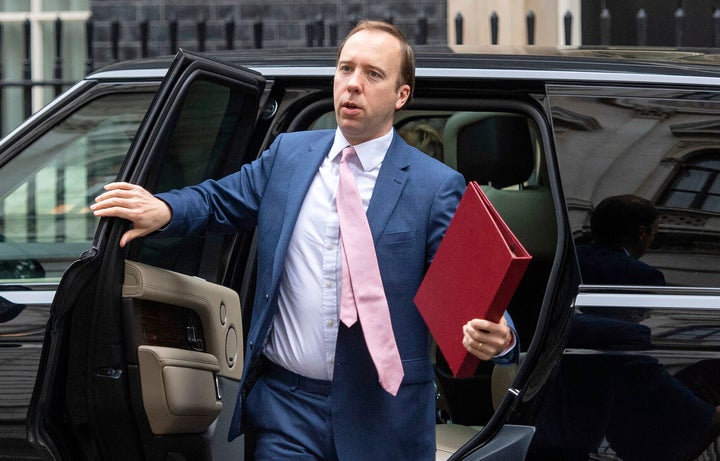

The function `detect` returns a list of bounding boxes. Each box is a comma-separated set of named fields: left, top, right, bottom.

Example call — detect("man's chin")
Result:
left=338, top=124, right=362, bottom=141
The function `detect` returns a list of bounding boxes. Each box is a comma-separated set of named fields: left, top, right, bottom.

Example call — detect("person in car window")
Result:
left=576, top=194, right=665, bottom=287
left=91, top=20, right=517, bottom=461
left=397, top=120, right=444, bottom=161
left=530, top=194, right=720, bottom=461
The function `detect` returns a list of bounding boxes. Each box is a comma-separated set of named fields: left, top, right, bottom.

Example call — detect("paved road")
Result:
left=0, top=345, right=42, bottom=460
left=0, top=426, right=42, bottom=460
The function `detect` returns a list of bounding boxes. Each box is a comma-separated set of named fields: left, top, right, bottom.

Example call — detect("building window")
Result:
left=659, top=150, right=720, bottom=213
left=0, top=0, right=90, bottom=134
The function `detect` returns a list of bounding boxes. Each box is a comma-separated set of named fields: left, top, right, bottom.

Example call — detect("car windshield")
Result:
left=0, top=91, right=153, bottom=283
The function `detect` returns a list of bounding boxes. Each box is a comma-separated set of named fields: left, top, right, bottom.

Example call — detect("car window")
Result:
left=0, top=92, right=153, bottom=283
left=131, top=75, right=262, bottom=279
left=550, top=87, right=720, bottom=288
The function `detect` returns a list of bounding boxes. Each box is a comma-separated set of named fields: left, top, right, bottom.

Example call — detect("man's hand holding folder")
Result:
left=414, top=182, right=531, bottom=377
left=462, top=316, right=515, bottom=362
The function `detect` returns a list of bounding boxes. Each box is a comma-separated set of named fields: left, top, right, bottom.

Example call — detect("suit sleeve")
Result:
left=425, top=171, right=466, bottom=265
left=494, top=312, right=520, bottom=364
left=155, top=135, right=283, bottom=236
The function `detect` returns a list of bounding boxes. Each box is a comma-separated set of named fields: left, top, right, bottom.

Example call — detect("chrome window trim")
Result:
left=88, top=68, right=169, bottom=80
left=563, top=348, right=720, bottom=359
left=413, top=68, right=720, bottom=87
left=576, top=288, right=720, bottom=310
left=90, top=65, right=720, bottom=89
left=258, top=66, right=720, bottom=87
left=0, top=290, right=55, bottom=304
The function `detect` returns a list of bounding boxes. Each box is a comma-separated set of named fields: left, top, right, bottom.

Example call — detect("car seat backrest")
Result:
left=443, top=112, right=535, bottom=189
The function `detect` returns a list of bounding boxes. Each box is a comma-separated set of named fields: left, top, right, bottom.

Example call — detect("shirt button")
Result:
left=326, top=243, right=334, bottom=250
left=326, top=281, right=333, bottom=288
left=326, top=320, right=335, bottom=328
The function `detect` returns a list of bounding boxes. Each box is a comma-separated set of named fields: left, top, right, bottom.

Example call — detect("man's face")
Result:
left=333, top=29, right=411, bottom=145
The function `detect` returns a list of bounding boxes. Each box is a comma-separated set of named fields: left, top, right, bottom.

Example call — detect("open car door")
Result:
left=27, top=50, right=266, bottom=461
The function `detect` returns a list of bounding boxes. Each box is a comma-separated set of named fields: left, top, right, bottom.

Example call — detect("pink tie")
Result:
left=337, top=146, right=404, bottom=396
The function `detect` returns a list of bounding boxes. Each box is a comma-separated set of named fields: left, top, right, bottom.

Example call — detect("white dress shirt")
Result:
left=263, top=128, right=393, bottom=380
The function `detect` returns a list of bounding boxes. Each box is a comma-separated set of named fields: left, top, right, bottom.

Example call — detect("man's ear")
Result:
left=395, top=84, right=411, bottom=110
left=637, top=226, right=650, bottom=245
left=638, top=224, right=654, bottom=243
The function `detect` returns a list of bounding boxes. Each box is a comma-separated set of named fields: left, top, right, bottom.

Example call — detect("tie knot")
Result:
left=341, top=146, right=357, bottom=163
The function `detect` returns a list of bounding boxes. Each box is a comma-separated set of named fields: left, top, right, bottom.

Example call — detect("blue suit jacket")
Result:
left=157, top=129, right=517, bottom=460
left=576, top=243, right=665, bottom=286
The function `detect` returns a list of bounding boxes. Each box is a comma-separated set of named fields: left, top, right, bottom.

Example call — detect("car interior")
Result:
left=432, top=110, right=556, bottom=429
left=124, top=260, right=241, bottom=435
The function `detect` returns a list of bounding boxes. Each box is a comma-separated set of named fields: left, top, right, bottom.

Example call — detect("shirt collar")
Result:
left=329, top=128, right=393, bottom=172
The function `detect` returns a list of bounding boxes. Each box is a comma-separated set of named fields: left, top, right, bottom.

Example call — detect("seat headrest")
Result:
left=443, top=112, right=535, bottom=189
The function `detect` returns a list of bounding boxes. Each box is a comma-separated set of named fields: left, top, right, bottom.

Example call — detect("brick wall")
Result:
left=89, top=0, right=447, bottom=69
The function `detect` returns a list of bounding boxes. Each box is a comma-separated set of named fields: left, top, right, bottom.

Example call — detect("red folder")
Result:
left=414, top=181, right=532, bottom=378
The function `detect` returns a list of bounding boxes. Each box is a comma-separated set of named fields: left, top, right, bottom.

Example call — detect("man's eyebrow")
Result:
left=335, top=59, right=387, bottom=77
left=367, top=64, right=386, bottom=76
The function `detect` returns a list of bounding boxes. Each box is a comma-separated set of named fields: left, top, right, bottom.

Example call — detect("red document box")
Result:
left=414, top=182, right=532, bottom=377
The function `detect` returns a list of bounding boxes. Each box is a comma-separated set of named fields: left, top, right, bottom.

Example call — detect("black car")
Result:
left=1, top=46, right=720, bottom=460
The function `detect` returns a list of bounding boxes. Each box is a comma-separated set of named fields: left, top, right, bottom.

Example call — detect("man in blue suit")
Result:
left=576, top=194, right=665, bottom=287
left=92, top=20, right=517, bottom=461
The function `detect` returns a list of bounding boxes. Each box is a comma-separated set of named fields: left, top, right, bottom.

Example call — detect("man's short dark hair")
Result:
left=591, top=194, right=658, bottom=247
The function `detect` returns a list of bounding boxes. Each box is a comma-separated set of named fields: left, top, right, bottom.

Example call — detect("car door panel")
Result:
left=435, top=424, right=535, bottom=461
left=461, top=425, right=535, bottom=461
left=122, top=260, right=243, bottom=380
left=122, top=260, right=242, bottom=435
left=28, top=50, right=265, bottom=461
left=545, top=85, right=720, bottom=459
left=137, top=345, right=222, bottom=434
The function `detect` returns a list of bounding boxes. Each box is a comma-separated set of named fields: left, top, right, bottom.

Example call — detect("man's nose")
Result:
left=347, top=71, right=362, bottom=92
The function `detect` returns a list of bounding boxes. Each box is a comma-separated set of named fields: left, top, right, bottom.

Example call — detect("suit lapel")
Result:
left=367, top=136, right=410, bottom=243
left=271, top=132, right=333, bottom=284
left=282, top=139, right=330, bottom=223
left=270, top=132, right=411, bottom=280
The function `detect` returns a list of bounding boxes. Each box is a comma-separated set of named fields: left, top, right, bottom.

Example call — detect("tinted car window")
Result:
left=550, top=87, right=720, bottom=288
left=131, top=76, right=260, bottom=279
left=536, top=86, right=720, bottom=460
left=0, top=92, right=153, bottom=282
